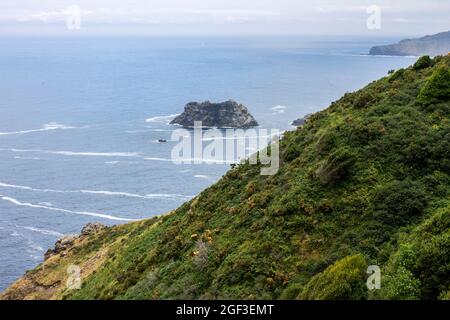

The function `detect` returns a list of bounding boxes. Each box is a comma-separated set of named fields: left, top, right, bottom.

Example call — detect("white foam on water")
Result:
left=51, top=151, right=142, bottom=157
left=28, top=243, right=44, bottom=252
left=105, top=161, right=120, bottom=165
left=0, top=181, right=70, bottom=194
left=194, top=174, right=212, bottom=180
left=38, top=202, right=53, bottom=206
left=144, top=193, right=194, bottom=200
left=144, top=157, right=172, bottom=162
left=144, top=157, right=235, bottom=164
left=0, top=194, right=135, bottom=222
left=150, top=128, right=173, bottom=132
left=17, top=225, right=63, bottom=237
left=82, top=190, right=192, bottom=200
left=271, top=105, right=287, bottom=114
left=0, top=182, right=34, bottom=191
left=6, top=148, right=142, bottom=158
left=0, top=180, right=191, bottom=201
left=80, top=189, right=147, bottom=198
left=14, top=156, right=44, bottom=160
left=0, top=123, right=75, bottom=136
left=126, top=128, right=173, bottom=133
left=145, top=114, right=179, bottom=123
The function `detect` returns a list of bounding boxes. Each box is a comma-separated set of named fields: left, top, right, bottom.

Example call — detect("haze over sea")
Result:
left=0, top=36, right=414, bottom=290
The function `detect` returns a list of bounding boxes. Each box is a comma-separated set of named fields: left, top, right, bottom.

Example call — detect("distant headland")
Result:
left=369, top=31, right=450, bottom=56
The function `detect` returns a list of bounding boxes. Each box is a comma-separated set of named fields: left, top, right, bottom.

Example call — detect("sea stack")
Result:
left=170, top=100, right=258, bottom=128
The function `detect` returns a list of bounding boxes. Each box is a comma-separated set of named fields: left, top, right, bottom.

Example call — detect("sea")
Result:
left=0, top=36, right=416, bottom=291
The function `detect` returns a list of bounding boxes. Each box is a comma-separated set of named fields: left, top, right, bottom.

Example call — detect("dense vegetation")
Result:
left=2, top=55, right=449, bottom=300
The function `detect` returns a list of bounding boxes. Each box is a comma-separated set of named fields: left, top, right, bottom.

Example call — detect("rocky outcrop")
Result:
left=170, top=100, right=258, bottom=128
left=369, top=31, right=450, bottom=56
left=44, top=223, right=106, bottom=260
left=291, top=113, right=313, bottom=127
left=81, top=223, right=106, bottom=236
left=1, top=221, right=113, bottom=300
left=44, top=235, right=78, bottom=260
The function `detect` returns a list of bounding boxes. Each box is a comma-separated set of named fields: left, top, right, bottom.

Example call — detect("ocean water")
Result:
left=0, top=37, right=415, bottom=291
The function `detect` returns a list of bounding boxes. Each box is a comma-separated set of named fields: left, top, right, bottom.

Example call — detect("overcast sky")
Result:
left=1, top=0, right=449, bottom=37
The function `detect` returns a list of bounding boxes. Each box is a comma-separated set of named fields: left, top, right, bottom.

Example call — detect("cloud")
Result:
left=0, top=0, right=448, bottom=36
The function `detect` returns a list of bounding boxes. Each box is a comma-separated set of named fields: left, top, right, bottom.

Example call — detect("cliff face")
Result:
left=369, top=31, right=450, bottom=56
left=170, top=100, right=258, bottom=128
left=2, top=55, right=449, bottom=300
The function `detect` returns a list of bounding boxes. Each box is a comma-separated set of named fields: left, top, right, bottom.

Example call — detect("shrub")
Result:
left=279, top=283, right=303, bottom=300
left=283, top=143, right=302, bottom=162
left=374, top=266, right=421, bottom=300
left=299, top=254, right=368, bottom=300
left=315, top=147, right=356, bottom=186
left=354, top=92, right=376, bottom=109
left=373, top=180, right=427, bottom=226
left=413, top=56, right=433, bottom=70
left=389, top=68, right=405, bottom=82
left=375, top=205, right=450, bottom=300
left=417, top=67, right=450, bottom=106
left=412, top=232, right=450, bottom=299
left=439, top=290, right=450, bottom=300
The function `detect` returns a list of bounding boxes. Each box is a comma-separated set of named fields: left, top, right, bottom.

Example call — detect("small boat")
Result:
left=158, top=139, right=167, bottom=143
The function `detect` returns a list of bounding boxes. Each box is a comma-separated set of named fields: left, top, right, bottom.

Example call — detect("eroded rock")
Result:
left=170, top=100, right=258, bottom=128
left=81, top=223, right=106, bottom=236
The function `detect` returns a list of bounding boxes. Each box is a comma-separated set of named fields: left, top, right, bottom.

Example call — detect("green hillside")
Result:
left=2, top=54, right=449, bottom=300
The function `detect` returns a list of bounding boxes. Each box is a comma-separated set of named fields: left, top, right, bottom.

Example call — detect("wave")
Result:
left=0, top=194, right=135, bottom=222
left=126, top=128, right=173, bottom=133
left=0, top=180, right=192, bottom=201
left=53, top=151, right=141, bottom=157
left=38, top=202, right=53, bottom=206
left=14, top=156, right=44, bottom=160
left=145, top=114, right=179, bottom=123
left=194, top=174, right=212, bottom=180
left=81, top=190, right=191, bottom=200
left=105, top=161, right=120, bottom=165
left=0, top=181, right=69, bottom=194
left=149, top=128, right=173, bottom=132
left=25, top=238, right=45, bottom=260
left=145, top=193, right=194, bottom=200
left=6, top=148, right=142, bottom=158
left=16, top=225, right=63, bottom=237
left=144, top=157, right=173, bottom=162
left=27, top=243, right=44, bottom=252
left=271, top=105, right=287, bottom=114
left=144, top=157, right=235, bottom=164
left=0, top=122, right=75, bottom=136
left=0, top=181, right=35, bottom=191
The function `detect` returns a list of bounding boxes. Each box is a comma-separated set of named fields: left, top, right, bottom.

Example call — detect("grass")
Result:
left=2, top=55, right=449, bottom=300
